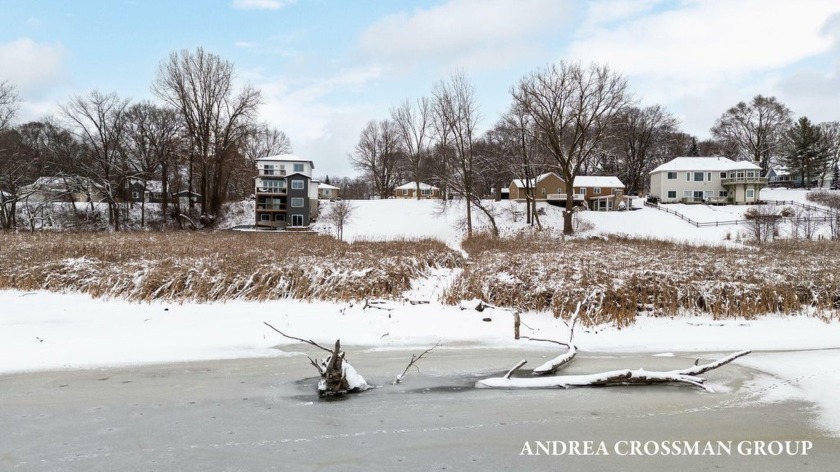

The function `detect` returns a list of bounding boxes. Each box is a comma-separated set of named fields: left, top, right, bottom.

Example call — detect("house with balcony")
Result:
left=649, top=157, right=766, bottom=204
left=572, top=176, right=626, bottom=211
left=254, top=154, right=318, bottom=229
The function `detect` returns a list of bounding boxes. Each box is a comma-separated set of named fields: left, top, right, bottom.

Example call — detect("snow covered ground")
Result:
left=3, top=187, right=840, bottom=437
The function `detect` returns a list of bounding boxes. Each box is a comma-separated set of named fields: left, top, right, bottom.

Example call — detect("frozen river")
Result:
left=2, top=346, right=837, bottom=471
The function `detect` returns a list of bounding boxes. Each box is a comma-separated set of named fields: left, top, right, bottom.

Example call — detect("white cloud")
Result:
left=0, top=38, right=67, bottom=97
left=231, top=0, right=293, bottom=10
left=245, top=65, right=384, bottom=176
left=565, top=0, right=840, bottom=137
left=234, top=41, right=257, bottom=49
left=568, top=0, right=840, bottom=99
left=358, top=0, right=575, bottom=72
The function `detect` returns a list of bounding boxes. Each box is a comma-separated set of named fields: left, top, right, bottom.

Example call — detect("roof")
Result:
left=318, top=183, right=340, bottom=190
left=255, top=154, right=315, bottom=168
left=573, top=176, right=624, bottom=188
left=511, top=172, right=560, bottom=188
left=130, top=179, right=163, bottom=193
left=395, top=181, right=439, bottom=190
left=650, top=157, right=761, bottom=174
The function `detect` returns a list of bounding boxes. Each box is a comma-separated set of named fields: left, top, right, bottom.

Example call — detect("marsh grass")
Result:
left=446, top=232, right=840, bottom=325
left=0, top=232, right=462, bottom=302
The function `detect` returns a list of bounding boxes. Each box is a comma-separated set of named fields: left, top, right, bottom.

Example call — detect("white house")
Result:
left=393, top=182, right=441, bottom=199
left=649, top=157, right=766, bottom=204
left=318, top=183, right=341, bottom=200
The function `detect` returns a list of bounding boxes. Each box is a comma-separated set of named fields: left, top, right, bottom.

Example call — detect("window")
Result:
left=291, top=180, right=304, bottom=190
left=686, top=173, right=691, bottom=181
left=402, top=189, right=408, bottom=195
left=261, top=179, right=285, bottom=192
left=707, top=172, right=712, bottom=181
left=746, top=190, right=754, bottom=198
left=719, top=191, right=728, bottom=197
left=421, top=188, right=431, bottom=196
left=667, top=171, right=677, bottom=180
left=293, top=163, right=304, bottom=172
left=541, top=188, right=547, bottom=197
left=693, top=172, right=704, bottom=181
left=290, top=197, right=304, bottom=208
left=683, top=190, right=692, bottom=198
left=275, top=214, right=285, bottom=221
left=667, top=191, right=677, bottom=199
left=260, top=214, right=270, bottom=221
left=720, top=172, right=727, bottom=178
left=262, top=165, right=274, bottom=176
left=593, top=187, right=601, bottom=194
left=577, top=187, right=586, bottom=195
left=132, top=191, right=139, bottom=199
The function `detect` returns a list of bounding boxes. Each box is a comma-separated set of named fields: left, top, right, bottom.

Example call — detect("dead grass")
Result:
left=0, top=232, right=462, bottom=302
left=446, top=232, right=840, bottom=325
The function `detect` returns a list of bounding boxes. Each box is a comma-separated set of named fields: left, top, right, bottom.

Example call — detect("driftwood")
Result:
left=393, top=342, right=440, bottom=384
left=476, top=350, right=751, bottom=391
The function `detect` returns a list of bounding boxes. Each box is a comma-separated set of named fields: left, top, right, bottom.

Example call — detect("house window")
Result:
left=261, top=180, right=285, bottom=192
left=720, top=172, right=727, bottom=178
left=291, top=180, right=304, bottom=190
left=686, top=173, right=691, bottom=181
left=421, top=189, right=431, bottom=196
left=693, top=172, right=704, bottom=181
left=683, top=190, right=692, bottom=198
left=746, top=190, right=754, bottom=199
left=577, top=187, right=585, bottom=195
left=593, top=187, right=601, bottom=195
left=290, top=197, right=304, bottom=208
left=667, top=191, right=677, bottom=199
left=707, top=172, right=712, bottom=181
left=131, top=191, right=139, bottom=199
left=541, top=188, right=547, bottom=197
left=262, top=165, right=274, bottom=176
left=293, top=163, right=304, bottom=172
left=402, top=189, right=408, bottom=195
left=667, top=172, right=677, bottom=180
left=260, top=214, right=270, bottom=221
left=719, top=191, right=728, bottom=197
left=275, top=214, right=285, bottom=221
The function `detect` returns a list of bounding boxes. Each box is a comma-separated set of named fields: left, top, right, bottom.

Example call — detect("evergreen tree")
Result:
left=324, top=174, right=331, bottom=185
left=780, top=117, right=831, bottom=189
left=832, top=163, right=840, bottom=190
left=687, top=137, right=700, bottom=156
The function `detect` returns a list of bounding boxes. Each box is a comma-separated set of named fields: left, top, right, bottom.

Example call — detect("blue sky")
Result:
left=3, top=0, right=840, bottom=177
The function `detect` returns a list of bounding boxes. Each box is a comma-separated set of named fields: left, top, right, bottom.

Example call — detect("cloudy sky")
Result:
left=3, top=0, right=840, bottom=177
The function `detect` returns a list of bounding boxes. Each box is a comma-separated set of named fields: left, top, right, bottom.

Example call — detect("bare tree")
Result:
left=392, top=97, right=431, bottom=200
left=242, top=124, right=292, bottom=161
left=819, top=121, right=840, bottom=187
left=153, top=48, right=262, bottom=216
left=604, top=105, right=679, bottom=195
left=322, top=200, right=355, bottom=241
left=61, top=91, right=131, bottom=231
left=350, top=119, right=403, bottom=199
left=0, top=80, right=19, bottom=131
left=124, top=102, right=183, bottom=226
left=745, top=205, right=780, bottom=244
left=710, top=95, right=793, bottom=175
left=433, top=73, right=495, bottom=237
left=511, top=61, right=630, bottom=234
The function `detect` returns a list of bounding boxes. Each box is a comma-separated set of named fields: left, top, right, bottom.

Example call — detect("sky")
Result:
left=3, top=0, right=840, bottom=178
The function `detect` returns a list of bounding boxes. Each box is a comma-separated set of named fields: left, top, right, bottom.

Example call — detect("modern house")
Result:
left=318, top=183, right=341, bottom=200
left=649, top=157, right=766, bottom=204
left=509, top=172, right=565, bottom=201
left=254, top=154, right=318, bottom=229
left=572, top=176, right=626, bottom=211
left=393, top=182, right=441, bottom=199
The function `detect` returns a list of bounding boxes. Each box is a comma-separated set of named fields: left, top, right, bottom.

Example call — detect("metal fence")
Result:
left=644, top=200, right=840, bottom=228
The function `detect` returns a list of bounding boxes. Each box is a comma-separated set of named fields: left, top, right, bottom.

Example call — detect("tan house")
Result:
left=508, top=172, right=566, bottom=200
left=572, top=176, right=626, bottom=211
left=318, top=183, right=341, bottom=200
left=649, top=157, right=766, bottom=204
left=394, top=182, right=441, bottom=199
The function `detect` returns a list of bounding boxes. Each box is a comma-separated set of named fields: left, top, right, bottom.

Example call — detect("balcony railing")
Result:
left=255, top=187, right=287, bottom=195
left=259, top=170, right=286, bottom=176
left=721, top=177, right=768, bottom=186
left=256, top=204, right=286, bottom=211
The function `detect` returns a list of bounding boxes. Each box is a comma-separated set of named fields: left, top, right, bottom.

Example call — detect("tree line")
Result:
left=0, top=48, right=291, bottom=231
left=349, top=65, right=840, bottom=235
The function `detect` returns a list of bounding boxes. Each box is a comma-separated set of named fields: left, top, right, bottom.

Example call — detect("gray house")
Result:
left=254, top=154, right=317, bottom=229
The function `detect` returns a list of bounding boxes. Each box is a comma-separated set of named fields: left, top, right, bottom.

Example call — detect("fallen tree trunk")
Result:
left=475, top=350, right=750, bottom=391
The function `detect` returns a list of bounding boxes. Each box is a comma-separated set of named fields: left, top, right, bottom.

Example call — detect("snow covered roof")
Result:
left=255, top=154, right=315, bottom=168
left=318, top=183, right=340, bottom=190
left=395, top=182, right=439, bottom=190
left=573, top=176, right=624, bottom=188
left=511, top=172, right=559, bottom=188
left=130, top=179, right=163, bottom=193
left=650, top=157, right=761, bottom=174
